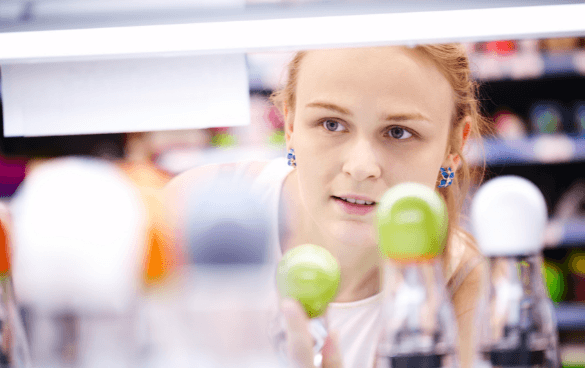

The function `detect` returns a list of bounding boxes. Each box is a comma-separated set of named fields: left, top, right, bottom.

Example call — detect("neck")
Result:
left=280, top=169, right=381, bottom=303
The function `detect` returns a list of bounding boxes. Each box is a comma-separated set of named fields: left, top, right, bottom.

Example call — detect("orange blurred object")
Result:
left=118, top=161, right=180, bottom=287
left=0, top=220, right=11, bottom=276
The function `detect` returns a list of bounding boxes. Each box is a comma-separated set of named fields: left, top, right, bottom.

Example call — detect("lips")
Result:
left=333, top=195, right=377, bottom=216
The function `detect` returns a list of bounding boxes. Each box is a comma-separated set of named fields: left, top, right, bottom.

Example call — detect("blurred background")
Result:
left=1, top=1, right=585, bottom=367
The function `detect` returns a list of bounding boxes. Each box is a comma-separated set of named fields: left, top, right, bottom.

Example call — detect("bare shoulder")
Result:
left=451, top=232, right=487, bottom=368
left=451, top=230, right=486, bottom=316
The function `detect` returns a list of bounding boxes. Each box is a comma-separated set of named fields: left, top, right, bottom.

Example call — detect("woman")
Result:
left=165, top=44, right=489, bottom=368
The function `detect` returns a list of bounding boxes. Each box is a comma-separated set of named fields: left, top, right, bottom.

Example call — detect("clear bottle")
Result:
left=274, top=243, right=341, bottom=368
left=375, top=183, right=460, bottom=368
left=471, top=176, right=560, bottom=368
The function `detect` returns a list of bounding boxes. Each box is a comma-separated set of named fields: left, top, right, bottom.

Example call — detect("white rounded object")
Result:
left=10, top=157, right=147, bottom=314
left=471, top=176, right=547, bottom=256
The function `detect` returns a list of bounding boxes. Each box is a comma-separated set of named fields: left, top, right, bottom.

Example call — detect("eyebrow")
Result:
left=306, top=101, right=431, bottom=123
left=383, top=112, right=431, bottom=123
left=306, top=102, right=352, bottom=116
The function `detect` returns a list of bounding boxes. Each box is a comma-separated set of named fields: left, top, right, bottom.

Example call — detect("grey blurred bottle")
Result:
left=147, top=170, right=285, bottom=368
left=375, top=183, right=460, bottom=368
left=471, top=176, right=560, bottom=368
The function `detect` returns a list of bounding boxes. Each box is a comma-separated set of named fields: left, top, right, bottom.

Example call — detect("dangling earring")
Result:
left=438, top=167, right=454, bottom=188
left=287, top=148, right=297, bottom=168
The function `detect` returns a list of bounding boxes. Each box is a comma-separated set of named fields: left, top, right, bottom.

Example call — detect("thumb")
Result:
left=322, top=331, right=344, bottom=368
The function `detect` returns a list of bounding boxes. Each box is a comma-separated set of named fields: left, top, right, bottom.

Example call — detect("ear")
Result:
left=443, top=116, right=472, bottom=170
left=284, top=102, right=294, bottom=146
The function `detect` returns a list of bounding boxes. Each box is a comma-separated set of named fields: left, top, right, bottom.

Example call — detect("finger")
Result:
left=281, top=298, right=314, bottom=368
left=322, top=331, right=343, bottom=368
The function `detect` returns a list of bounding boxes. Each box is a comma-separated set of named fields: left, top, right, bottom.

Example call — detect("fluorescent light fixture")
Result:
left=2, top=54, right=251, bottom=136
left=1, top=3, right=584, bottom=63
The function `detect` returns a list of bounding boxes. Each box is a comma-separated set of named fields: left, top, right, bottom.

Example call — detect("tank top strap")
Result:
left=446, top=254, right=485, bottom=297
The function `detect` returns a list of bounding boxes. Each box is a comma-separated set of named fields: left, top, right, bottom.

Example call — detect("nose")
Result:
left=342, top=137, right=382, bottom=182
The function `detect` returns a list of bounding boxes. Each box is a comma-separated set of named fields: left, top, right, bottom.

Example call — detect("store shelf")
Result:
left=155, top=145, right=285, bottom=175
left=545, top=219, right=585, bottom=249
left=556, top=303, right=585, bottom=331
left=469, top=135, right=585, bottom=166
left=469, top=49, right=585, bottom=82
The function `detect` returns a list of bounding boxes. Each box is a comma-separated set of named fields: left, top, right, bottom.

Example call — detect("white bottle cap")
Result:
left=471, top=176, right=547, bottom=256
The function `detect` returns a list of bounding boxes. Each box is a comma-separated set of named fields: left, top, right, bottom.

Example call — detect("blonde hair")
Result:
left=271, top=44, right=491, bottom=269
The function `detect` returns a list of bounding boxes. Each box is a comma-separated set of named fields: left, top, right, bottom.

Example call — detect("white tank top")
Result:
left=248, top=157, right=478, bottom=368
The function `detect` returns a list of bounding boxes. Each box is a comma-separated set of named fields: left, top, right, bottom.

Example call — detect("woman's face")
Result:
left=287, top=46, right=456, bottom=247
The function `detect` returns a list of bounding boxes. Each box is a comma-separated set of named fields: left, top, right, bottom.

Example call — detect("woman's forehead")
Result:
left=295, top=47, right=454, bottom=118
left=298, top=46, right=447, bottom=89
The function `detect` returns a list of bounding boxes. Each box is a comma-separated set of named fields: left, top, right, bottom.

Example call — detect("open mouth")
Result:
left=332, top=196, right=377, bottom=206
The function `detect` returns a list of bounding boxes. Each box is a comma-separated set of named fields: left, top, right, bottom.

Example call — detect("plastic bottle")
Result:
left=375, top=183, right=460, bottom=368
left=0, top=215, right=31, bottom=368
left=471, top=176, right=560, bottom=368
left=275, top=243, right=341, bottom=368
left=10, top=157, right=147, bottom=368
left=144, top=170, right=283, bottom=368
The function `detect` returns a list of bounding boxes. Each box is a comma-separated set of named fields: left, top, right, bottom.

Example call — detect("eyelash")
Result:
left=321, top=119, right=347, bottom=132
left=319, top=119, right=415, bottom=140
left=385, top=126, right=414, bottom=140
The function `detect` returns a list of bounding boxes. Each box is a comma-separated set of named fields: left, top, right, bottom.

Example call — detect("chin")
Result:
left=328, top=221, right=377, bottom=247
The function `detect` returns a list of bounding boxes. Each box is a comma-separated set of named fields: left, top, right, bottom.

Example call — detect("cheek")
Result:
left=381, top=142, right=446, bottom=188
left=295, top=144, right=333, bottom=204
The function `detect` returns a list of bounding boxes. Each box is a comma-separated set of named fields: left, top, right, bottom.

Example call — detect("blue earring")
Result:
left=438, top=167, right=454, bottom=188
left=287, top=148, right=297, bottom=167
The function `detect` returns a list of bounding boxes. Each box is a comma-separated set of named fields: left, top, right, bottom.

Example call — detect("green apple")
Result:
left=276, top=244, right=341, bottom=318
left=377, top=183, right=448, bottom=262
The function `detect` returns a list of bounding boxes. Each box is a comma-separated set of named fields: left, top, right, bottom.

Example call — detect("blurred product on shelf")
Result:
left=466, top=134, right=585, bottom=167
left=0, top=156, right=26, bottom=199
left=122, top=132, right=185, bottom=287
left=9, top=157, right=150, bottom=368
left=143, top=170, right=283, bottom=367
left=574, top=102, right=585, bottom=134
left=567, top=250, right=585, bottom=302
left=0, top=209, right=31, bottom=368
left=469, top=39, right=544, bottom=81
left=208, top=128, right=237, bottom=148
left=485, top=40, right=518, bottom=56
left=471, top=176, right=561, bottom=368
left=511, top=39, right=545, bottom=80
left=529, top=101, right=564, bottom=134
left=492, top=109, right=527, bottom=139
left=539, top=38, right=581, bottom=53
left=467, top=37, right=585, bottom=81
left=546, top=180, right=585, bottom=249
left=552, top=180, right=585, bottom=222
left=543, top=260, right=566, bottom=303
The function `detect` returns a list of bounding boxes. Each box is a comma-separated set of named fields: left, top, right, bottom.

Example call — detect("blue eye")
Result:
left=323, top=120, right=346, bottom=132
left=389, top=127, right=412, bottom=140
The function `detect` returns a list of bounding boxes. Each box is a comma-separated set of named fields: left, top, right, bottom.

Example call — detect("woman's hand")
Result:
left=281, top=299, right=344, bottom=368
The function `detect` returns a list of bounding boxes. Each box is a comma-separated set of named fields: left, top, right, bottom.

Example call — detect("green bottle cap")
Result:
left=276, top=244, right=341, bottom=318
left=377, top=183, right=448, bottom=262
